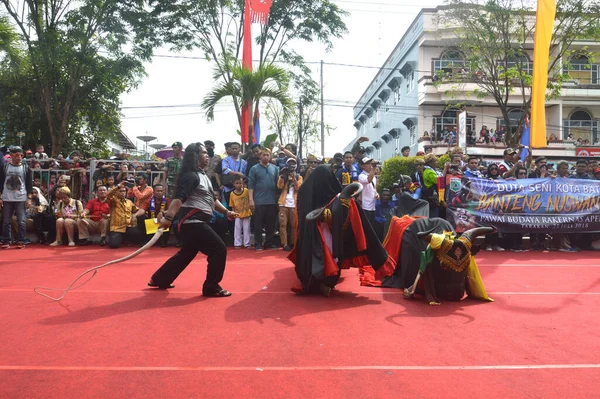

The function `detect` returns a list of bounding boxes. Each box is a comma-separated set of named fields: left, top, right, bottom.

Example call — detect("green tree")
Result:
left=438, top=0, right=600, bottom=147
left=0, top=0, right=162, bottom=156
left=201, top=61, right=294, bottom=142
left=159, top=0, right=347, bottom=136
left=264, top=57, right=327, bottom=157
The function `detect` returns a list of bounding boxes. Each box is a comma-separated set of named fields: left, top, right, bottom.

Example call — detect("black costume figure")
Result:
left=289, top=165, right=393, bottom=295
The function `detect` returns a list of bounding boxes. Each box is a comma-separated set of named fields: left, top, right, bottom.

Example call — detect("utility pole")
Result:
left=320, top=60, right=325, bottom=158
left=298, top=101, right=304, bottom=160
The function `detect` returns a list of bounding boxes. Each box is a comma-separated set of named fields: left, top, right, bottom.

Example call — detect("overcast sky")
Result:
left=120, top=0, right=445, bottom=157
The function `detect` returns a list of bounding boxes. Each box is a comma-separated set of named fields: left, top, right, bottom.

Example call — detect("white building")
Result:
left=347, top=7, right=600, bottom=161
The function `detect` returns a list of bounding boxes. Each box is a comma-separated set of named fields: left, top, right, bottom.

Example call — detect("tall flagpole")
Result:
left=241, top=0, right=253, bottom=150
left=320, top=60, right=325, bottom=157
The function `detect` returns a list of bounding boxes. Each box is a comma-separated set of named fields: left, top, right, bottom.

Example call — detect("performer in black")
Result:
left=290, top=165, right=392, bottom=296
left=148, top=143, right=239, bottom=297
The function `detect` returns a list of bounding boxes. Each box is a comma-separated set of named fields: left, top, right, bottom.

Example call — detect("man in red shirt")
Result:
left=77, top=185, right=110, bottom=246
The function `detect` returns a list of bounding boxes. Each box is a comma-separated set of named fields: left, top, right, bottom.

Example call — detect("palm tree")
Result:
left=202, top=60, right=294, bottom=144
left=0, top=16, right=23, bottom=71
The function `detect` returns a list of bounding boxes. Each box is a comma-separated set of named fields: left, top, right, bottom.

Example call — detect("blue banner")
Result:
left=445, top=176, right=600, bottom=233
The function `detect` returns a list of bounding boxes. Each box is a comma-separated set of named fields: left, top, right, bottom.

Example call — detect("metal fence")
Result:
left=29, top=159, right=166, bottom=201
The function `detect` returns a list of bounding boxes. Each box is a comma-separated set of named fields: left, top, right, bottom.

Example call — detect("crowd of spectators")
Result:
left=1, top=135, right=600, bottom=253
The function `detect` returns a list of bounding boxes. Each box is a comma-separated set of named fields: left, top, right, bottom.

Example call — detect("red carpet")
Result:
left=1, top=247, right=599, bottom=398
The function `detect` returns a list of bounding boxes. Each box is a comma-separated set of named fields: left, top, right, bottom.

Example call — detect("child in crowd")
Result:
left=229, top=176, right=252, bottom=249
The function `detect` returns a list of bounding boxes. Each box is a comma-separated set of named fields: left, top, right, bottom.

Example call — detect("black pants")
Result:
left=44, top=214, right=57, bottom=242
left=150, top=222, right=228, bottom=295
left=504, top=233, right=524, bottom=250
left=253, top=204, right=278, bottom=248
left=363, top=210, right=376, bottom=232
left=109, top=227, right=143, bottom=249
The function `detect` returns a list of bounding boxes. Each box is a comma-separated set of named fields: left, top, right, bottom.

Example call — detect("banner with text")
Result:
left=445, top=176, right=600, bottom=233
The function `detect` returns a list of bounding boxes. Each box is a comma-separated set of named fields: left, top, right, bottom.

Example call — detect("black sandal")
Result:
left=203, top=289, right=232, bottom=297
left=148, top=279, right=175, bottom=289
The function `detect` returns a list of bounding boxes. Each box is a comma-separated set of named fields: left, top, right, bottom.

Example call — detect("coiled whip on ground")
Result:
left=34, top=228, right=165, bottom=301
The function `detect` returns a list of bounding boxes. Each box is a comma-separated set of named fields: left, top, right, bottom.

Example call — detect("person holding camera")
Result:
left=277, top=158, right=303, bottom=251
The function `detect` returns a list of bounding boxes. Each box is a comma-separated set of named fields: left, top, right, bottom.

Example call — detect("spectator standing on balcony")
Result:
left=248, top=147, right=279, bottom=251
left=78, top=185, right=110, bottom=246
left=0, top=146, right=33, bottom=249
left=164, top=141, right=184, bottom=199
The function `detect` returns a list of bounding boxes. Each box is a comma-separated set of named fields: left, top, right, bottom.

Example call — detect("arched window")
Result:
left=571, top=110, right=592, bottom=121
left=504, top=55, right=533, bottom=76
left=434, top=49, right=467, bottom=77
left=497, top=109, right=525, bottom=134
left=434, top=108, right=475, bottom=138
left=563, top=109, right=598, bottom=142
left=566, top=55, right=597, bottom=84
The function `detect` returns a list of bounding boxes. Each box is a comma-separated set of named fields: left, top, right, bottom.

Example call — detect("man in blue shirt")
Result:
left=335, top=151, right=360, bottom=187
left=463, top=155, right=483, bottom=178
left=221, top=142, right=247, bottom=204
left=374, top=188, right=395, bottom=240
left=570, top=159, right=592, bottom=179
left=248, top=148, right=279, bottom=251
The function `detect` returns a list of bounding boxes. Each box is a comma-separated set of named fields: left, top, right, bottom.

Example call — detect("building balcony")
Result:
left=417, top=137, right=579, bottom=159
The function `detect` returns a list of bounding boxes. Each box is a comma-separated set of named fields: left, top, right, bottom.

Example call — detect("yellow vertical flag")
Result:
left=530, top=0, right=557, bottom=148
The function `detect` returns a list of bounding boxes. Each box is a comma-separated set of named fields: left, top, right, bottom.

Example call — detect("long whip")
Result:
left=33, top=228, right=164, bottom=302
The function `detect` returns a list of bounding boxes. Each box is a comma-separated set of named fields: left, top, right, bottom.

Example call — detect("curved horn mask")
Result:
left=417, top=231, right=433, bottom=243
left=306, top=207, right=325, bottom=221
left=340, top=182, right=363, bottom=199
left=461, top=227, right=495, bottom=242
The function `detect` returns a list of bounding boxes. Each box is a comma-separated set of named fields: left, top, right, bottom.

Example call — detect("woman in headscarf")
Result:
left=289, top=165, right=392, bottom=296
left=13, top=187, right=48, bottom=244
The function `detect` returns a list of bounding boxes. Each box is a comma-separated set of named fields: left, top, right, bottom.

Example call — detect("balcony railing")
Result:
left=565, top=63, right=599, bottom=85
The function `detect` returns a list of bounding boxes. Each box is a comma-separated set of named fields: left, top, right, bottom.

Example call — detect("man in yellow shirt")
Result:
left=107, top=181, right=146, bottom=249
